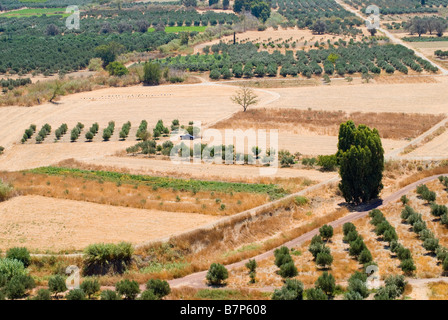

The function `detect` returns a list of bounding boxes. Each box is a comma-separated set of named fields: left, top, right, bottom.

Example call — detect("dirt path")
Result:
left=167, top=173, right=448, bottom=289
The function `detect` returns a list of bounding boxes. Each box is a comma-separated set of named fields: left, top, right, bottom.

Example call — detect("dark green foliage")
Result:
left=399, top=259, right=416, bottom=275
left=140, top=289, right=157, bottom=300
left=206, top=263, right=229, bottom=285
left=5, top=274, right=35, bottom=300
left=143, top=62, right=162, bottom=86
left=315, top=272, right=335, bottom=297
left=343, top=222, right=356, bottom=237
left=436, top=247, right=448, bottom=263
left=416, top=184, right=436, bottom=203
left=401, top=205, right=416, bottom=221
left=346, top=272, right=369, bottom=299
left=48, top=275, right=67, bottom=297
left=348, top=237, right=366, bottom=257
left=116, top=279, right=140, bottom=300
left=358, top=249, right=373, bottom=265
left=319, top=224, right=334, bottom=241
left=80, top=279, right=100, bottom=299
left=66, top=289, right=87, bottom=300
left=272, top=279, right=303, bottom=300
left=274, top=246, right=292, bottom=267
left=383, top=228, right=398, bottom=243
left=100, top=289, right=121, bottom=300
left=385, top=274, right=407, bottom=294
left=33, top=289, right=51, bottom=300
left=95, top=42, right=125, bottom=67
left=396, top=247, right=412, bottom=261
left=278, top=261, right=298, bottom=279
left=209, top=69, right=221, bottom=80
left=337, top=120, right=384, bottom=204
left=308, top=242, right=330, bottom=260
left=374, top=285, right=400, bottom=300
left=344, top=230, right=359, bottom=243
left=83, top=242, right=133, bottom=276
left=6, top=247, right=31, bottom=268
left=423, top=237, right=439, bottom=253
left=431, top=203, right=448, bottom=218
left=316, top=252, right=333, bottom=269
left=305, top=287, right=328, bottom=300
left=400, top=195, right=409, bottom=205
left=245, top=259, right=257, bottom=283
left=106, top=61, right=129, bottom=76
left=85, top=131, right=94, bottom=141
left=317, top=154, right=338, bottom=171
left=146, top=279, right=171, bottom=299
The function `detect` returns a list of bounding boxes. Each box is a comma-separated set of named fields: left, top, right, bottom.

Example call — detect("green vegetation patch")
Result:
left=28, top=166, right=288, bottom=198
left=195, top=289, right=259, bottom=300
left=148, top=26, right=207, bottom=33
left=0, top=8, right=69, bottom=18
left=403, top=36, right=448, bottom=42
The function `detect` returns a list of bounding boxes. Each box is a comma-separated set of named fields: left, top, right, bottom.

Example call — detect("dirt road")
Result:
left=168, top=173, right=448, bottom=289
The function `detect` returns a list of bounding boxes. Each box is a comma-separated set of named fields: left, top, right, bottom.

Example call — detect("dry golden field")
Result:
left=0, top=195, right=220, bottom=252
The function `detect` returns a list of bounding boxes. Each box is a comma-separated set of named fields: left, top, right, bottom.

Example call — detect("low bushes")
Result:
left=0, top=180, right=13, bottom=202
left=317, top=154, right=338, bottom=171
left=83, top=242, right=133, bottom=275
left=116, top=279, right=140, bottom=300
left=21, top=124, right=36, bottom=143
left=144, top=279, right=171, bottom=300
left=55, top=123, right=68, bottom=140
left=308, top=235, right=333, bottom=269
left=70, top=122, right=84, bottom=142
left=206, top=263, right=229, bottom=285
left=416, top=184, right=436, bottom=203
left=136, top=120, right=149, bottom=140
left=344, top=271, right=368, bottom=300
left=374, top=275, right=407, bottom=300
left=275, top=246, right=298, bottom=278
left=35, top=123, right=51, bottom=144
left=102, top=121, right=115, bottom=141
left=85, top=122, right=99, bottom=142
left=371, top=209, right=415, bottom=275
left=48, top=275, right=67, bottom=298
left=6, top=247, right=31, bottom=268
left=271, top=279, right=303, bottom=300
left=119, top=121, right=131, bottom=140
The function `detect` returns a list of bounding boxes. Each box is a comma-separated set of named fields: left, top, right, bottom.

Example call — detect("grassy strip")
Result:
left=0, top=8, right=69, bottom=18
left=148, top=26, right=207, bottom=33
left=402, top=36, right=448, bottom=42
left=28, top=166, right=287, bottom=197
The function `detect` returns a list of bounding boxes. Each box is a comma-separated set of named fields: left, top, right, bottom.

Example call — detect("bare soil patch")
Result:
left=0, top=195, right=219, bottom=252
left=267, top=77, right=448, bottom=114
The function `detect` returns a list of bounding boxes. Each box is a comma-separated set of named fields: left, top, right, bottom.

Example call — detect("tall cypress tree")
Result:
left=337, top=120, right=384, bottom=204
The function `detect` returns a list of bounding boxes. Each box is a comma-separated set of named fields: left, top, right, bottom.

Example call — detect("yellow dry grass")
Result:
left=428, top=281, right=448, bottom=300
left=212, top=108, right=445, bottom=140
left=0, top=171, right=269, bottom=216
left=0, top=195, right=220, bottom=252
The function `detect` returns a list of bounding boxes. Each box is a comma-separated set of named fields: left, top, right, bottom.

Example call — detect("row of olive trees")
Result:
left=407, top=16, right=447, bottom=37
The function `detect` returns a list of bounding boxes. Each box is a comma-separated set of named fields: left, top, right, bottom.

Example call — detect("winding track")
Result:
left=167, top=173, right=448, bottom=289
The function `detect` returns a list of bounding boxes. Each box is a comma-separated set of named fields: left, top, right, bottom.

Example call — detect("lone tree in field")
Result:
left=368, top=28, right=377, bottom=36
left=143, top=61, right=162, bottom=86
left=206, top=263, right=228, bottom=286
left=230, top=86, right=259, bottom=112
left=336, top=120, right=384, bottom=205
